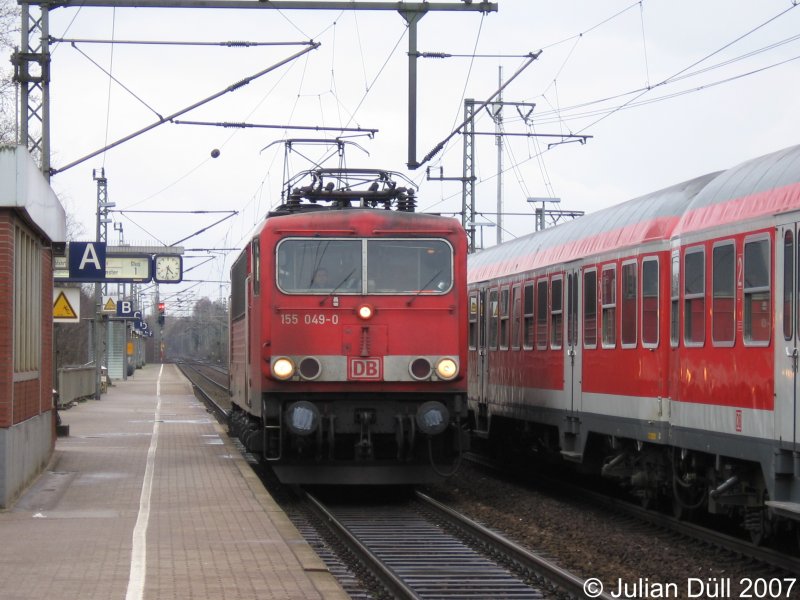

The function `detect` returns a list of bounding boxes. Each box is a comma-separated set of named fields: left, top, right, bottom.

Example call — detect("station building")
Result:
left=0, top=145, right=66, bottom=507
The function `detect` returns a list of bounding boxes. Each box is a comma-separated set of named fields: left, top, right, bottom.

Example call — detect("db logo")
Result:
left=349, top=357, right=382, bottom=380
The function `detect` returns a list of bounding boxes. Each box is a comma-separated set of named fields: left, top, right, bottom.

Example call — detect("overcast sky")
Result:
left=19, top=0, right=800, bottom=311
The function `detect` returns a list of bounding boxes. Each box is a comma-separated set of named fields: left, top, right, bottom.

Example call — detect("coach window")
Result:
left=551, top=276, right=563, bottom=349
left=784, top=231, right=794, bottom=341
left=641, top=257, right=659, bottom=347
left=670, top=251, right=680, bottom=347
left=567, top=273, right=578, bottom=348
left=488, top=288, right=499, bottom=349
left=511, top=284, right=522, bottom=350
left=536, top=279, right=549, bottom=350
left=499, top=287, right=510, bottom=350
left=712, top=241, right=735, bottom=346
left=601, top=265, right=616, bottom=348
left=743, top=236, right=771, bottom=345
left=468, top=292, right=479, bottom=350
left=583, top=269, right=598, bottom=348
left=621, top=261, right=637, bottom=348
left=684, top=247, right=705, bottom=346
left=523, top=282, right=535, bottom=350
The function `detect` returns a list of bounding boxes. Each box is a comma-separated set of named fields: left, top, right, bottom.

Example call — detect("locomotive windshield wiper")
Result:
left=320, top=268, right=357, bottom=305
left=407, top=270, right=442, bottom=306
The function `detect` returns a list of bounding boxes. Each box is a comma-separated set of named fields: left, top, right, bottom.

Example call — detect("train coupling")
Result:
left=355, top=409, right=375, bottom=459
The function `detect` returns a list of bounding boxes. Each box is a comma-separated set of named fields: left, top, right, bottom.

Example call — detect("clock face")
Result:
left=154, top=255, right=182, bottom=282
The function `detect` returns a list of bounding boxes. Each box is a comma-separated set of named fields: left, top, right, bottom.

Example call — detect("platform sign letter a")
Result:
left=68, top=242, right=106, bottom=281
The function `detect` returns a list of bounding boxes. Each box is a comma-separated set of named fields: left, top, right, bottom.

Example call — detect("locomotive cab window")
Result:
left=367, top=239, right=453, bottom=293
left=743, top=236, right=771, bottom=345
left=277, top=239, right=362, bottom=293
left=276, top=238, right=453, bottom=295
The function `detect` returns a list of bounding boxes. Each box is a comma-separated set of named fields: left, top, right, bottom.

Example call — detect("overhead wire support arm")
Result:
left=425, top=166, right=474, bottom=183
left=471, top=131, right=592, bottom=141
left=49, top=41, right=321, bottom=175
left=415, top=51, right=542, bottom=169
left=50, top=36, right=315, bottom=48
left=36, top=1, right=497, bottom=10
left=172, top=119, right=378, bottom=136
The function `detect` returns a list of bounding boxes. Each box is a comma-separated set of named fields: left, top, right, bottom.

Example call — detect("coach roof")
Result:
left=469, top=144, right=800, bottom=284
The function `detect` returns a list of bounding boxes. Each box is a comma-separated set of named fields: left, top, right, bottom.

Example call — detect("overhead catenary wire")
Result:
left=50, top=41, right=321, bottom=174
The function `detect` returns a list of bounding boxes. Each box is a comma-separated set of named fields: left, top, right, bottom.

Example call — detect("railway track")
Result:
left=450, top=453, right=800, bottom=592
left=181, top=364, right=798, bottom=596
left=175, top=360, right=230, bottom=421
left=183, top=365, right=604, bottom=598
left=302, top=489, right=608, bottom=600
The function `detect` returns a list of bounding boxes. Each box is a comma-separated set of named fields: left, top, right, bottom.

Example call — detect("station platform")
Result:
left=0, top=364, right=348, bottom=600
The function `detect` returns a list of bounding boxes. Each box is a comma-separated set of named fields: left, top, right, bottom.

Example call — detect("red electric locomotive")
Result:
left=229, top=168, right=468, bottom=484
left=468, top=144, right=800, bottom=543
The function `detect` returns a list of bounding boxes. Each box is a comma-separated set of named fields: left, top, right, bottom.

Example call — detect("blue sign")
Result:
left=116, top=300, right=136, bottom=318
left=68, top=242, right=106, bottom=281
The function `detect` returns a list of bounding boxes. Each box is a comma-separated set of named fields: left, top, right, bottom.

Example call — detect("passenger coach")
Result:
left=468, top=145, right=800, bottom=543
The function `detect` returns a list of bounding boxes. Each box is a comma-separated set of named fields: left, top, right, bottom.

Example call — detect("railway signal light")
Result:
left=158, top=302, right=165, bottom=326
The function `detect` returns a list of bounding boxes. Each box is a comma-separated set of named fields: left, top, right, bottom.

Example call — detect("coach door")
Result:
left=565, top=269, right=583, bottom=413
left=777, top=222, right=800, bottom=451
left=469, top=287, right=491, bottom=432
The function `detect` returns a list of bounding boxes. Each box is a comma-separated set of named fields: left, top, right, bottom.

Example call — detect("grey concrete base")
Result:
left=0, top=411, right=54, bottom=508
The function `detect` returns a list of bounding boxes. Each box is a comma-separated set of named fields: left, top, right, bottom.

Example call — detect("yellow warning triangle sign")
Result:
left=103, top=298, right=116, bottom=312
left=53, top=291, right=78, bottom=319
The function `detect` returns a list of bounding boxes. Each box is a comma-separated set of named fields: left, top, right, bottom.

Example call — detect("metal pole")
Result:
left=463, top=99, right=476, bottom=253
left=400, top=10, right=424, bottom=169
left=93, top=170, right=110, bottom=398
left=495, top=66, right=503, bottom=246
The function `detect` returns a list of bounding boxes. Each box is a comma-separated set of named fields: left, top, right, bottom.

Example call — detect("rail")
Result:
left=303, top=491, right=555, bottom=599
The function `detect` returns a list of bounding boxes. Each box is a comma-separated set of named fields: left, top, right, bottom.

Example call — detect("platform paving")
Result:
left=0, top=364, right=348, bottom=600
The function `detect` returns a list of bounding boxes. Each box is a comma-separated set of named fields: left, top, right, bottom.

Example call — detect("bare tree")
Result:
left=0, top=0, right=18, bottom=145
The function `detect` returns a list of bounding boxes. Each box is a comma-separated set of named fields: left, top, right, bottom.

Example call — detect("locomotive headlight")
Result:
left=435, top=357, right=458, bottom=380
left=416, top=401, right=450, bottom=435
left=272, top=357, right=296, bottom=380
left=356, top=304, right=374, bottom=320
